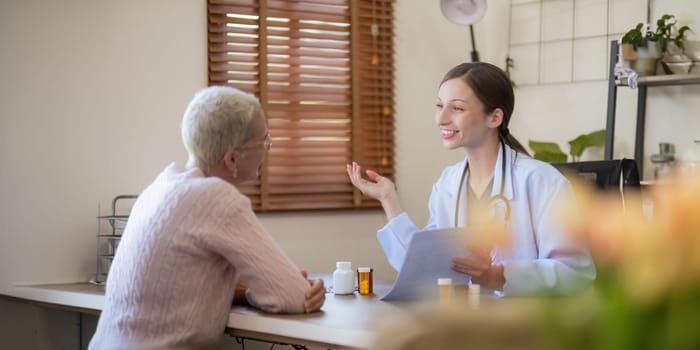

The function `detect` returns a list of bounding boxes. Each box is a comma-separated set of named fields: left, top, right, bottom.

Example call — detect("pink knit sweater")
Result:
left=89, top=163, right=310, bottom=349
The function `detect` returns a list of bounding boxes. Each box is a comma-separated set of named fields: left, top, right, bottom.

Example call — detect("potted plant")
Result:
left=621, top=22, right=662, bottom=76
left=529, top=130, right=606, bottom=163
left=655, top=15, right=693, bottom=74
left=621, top=14, right=692, bottom=76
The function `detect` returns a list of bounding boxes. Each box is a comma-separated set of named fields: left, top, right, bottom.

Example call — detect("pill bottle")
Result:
left=438, top=278, right=452, bottom=305
left=357, top=267, right=373, bottom=295
left=468, top=283, right=480, bottom=309
left=332, top=261, right=354, bottom=295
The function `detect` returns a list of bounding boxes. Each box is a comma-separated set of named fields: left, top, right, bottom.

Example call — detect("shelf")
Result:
left=97, top=215, right=129, bottom=219
left=617, top=73, right=700, bottom=87
left=93, top=195, right=137, bottom=285
left=606, top=40, right=700, bottom=179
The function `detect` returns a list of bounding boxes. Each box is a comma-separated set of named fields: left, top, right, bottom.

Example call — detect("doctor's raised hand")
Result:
left=346, top=161, right=403, bottom=220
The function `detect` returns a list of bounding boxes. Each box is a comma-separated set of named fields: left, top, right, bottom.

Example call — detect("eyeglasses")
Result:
left=240, top=134, right=271, bottom=151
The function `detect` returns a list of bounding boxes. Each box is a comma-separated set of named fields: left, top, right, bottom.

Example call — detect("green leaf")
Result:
left=677, top=26, right=692, bottom=49
left=529, top=140, right=564, bottom=154
left=659, top=37, right=668, bottom=53
left=568, top=129, right=606, bottom=159
left=622, top=23, right=645, bottom=46
left=534, top=152, right=568, bottom=163
left=529, top=141, right=567, bottom=163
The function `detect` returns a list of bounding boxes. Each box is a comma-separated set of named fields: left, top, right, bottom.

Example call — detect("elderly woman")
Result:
left=90, top=86, right=325, bottom=349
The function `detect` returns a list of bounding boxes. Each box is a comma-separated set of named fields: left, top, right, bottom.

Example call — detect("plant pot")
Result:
left=662, top=61, right=693, bottom=74
left=631, top=58, right=659, bottom=76
left=620, top=42, right=661, bottom=76
left=685, top=40, right=700, bottom=62
left=662, top=53, right=694, bottom=74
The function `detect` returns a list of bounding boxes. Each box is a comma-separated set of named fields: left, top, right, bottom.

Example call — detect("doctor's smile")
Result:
left=440, top=128, right=459, bottom=140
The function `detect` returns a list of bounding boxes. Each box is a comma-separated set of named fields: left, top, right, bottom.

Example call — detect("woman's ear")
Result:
left=488, top=108, right=505, bottom=129
left=222, top=149, right=237, bottom=172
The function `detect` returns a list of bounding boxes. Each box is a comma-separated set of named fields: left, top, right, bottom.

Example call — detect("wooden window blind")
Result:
left=208, top=0, right=395, bottom=211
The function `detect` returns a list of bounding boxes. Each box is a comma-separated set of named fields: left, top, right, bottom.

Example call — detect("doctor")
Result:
left=347, top=62, right=595, bottom=296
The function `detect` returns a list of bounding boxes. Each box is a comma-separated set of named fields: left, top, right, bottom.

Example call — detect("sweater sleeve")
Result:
left=197, top=187, right=309, bottom=314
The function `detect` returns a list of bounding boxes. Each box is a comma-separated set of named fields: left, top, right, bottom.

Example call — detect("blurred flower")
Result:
left=548, top=172, right=700, bottom=350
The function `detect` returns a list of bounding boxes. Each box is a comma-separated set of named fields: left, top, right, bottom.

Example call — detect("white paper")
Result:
left=380, top=228, right=471, bottom=301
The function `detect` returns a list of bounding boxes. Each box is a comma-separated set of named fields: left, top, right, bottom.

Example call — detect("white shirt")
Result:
left=378, top=143, right=596, bottom=296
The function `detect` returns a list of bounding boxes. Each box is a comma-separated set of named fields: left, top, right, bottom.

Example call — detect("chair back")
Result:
left=553, top=159, right=641, bottom=213
left=552, top=159, right=640, bottom=190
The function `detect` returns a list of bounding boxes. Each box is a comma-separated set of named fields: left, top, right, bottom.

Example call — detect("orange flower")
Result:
left=558, top=173, right=700, bottom=305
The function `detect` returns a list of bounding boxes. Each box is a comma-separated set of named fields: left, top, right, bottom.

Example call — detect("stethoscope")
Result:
left=454, top=140, right=512, bottom=227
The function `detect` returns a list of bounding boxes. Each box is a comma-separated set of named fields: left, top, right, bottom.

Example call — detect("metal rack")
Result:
left=605, top=40, right=700, bottom=178
left=90, top=195, right=138, bottom=285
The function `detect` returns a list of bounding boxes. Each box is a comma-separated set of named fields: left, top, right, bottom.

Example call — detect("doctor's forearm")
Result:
left=380, top=191, right=402, bottom=220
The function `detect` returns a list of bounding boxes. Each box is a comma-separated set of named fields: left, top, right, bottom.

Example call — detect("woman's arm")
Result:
left=503, top=178, right=596, bottom=295
left=234, top=272, right=325, bottom=313
left=377, top=179, right=448, bottom=271
left=203, top=191, right=318, bottom=314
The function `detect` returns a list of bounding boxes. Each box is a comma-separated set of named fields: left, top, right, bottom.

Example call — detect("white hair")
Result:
left=181, top=86, right=261, bottom=172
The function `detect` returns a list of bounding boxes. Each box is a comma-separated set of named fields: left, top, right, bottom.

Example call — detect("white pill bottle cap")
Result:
left=437, top=278, right=452, bottom=285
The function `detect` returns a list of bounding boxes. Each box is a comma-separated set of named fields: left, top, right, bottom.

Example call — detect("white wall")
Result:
left=503, top=0, right=700, bottom=179
left=0, top=0, right=205, bottom=291
left=1, top=0, right=698, bottom=348
left=0, top=0, right=395, bottom=295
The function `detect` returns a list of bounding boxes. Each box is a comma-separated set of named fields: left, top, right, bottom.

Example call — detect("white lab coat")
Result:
left=378, top=143, right=596, bottom=296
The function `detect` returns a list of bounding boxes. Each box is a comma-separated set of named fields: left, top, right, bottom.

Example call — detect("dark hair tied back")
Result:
left=441, top=62, right=529, bottom=156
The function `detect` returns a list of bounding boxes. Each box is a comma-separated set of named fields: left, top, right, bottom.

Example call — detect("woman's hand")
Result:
left=346, top=162, right=402, bottom=219
left=300, top=270, right=325, bottom=313
left=451, top=245, right=505, bottom=290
